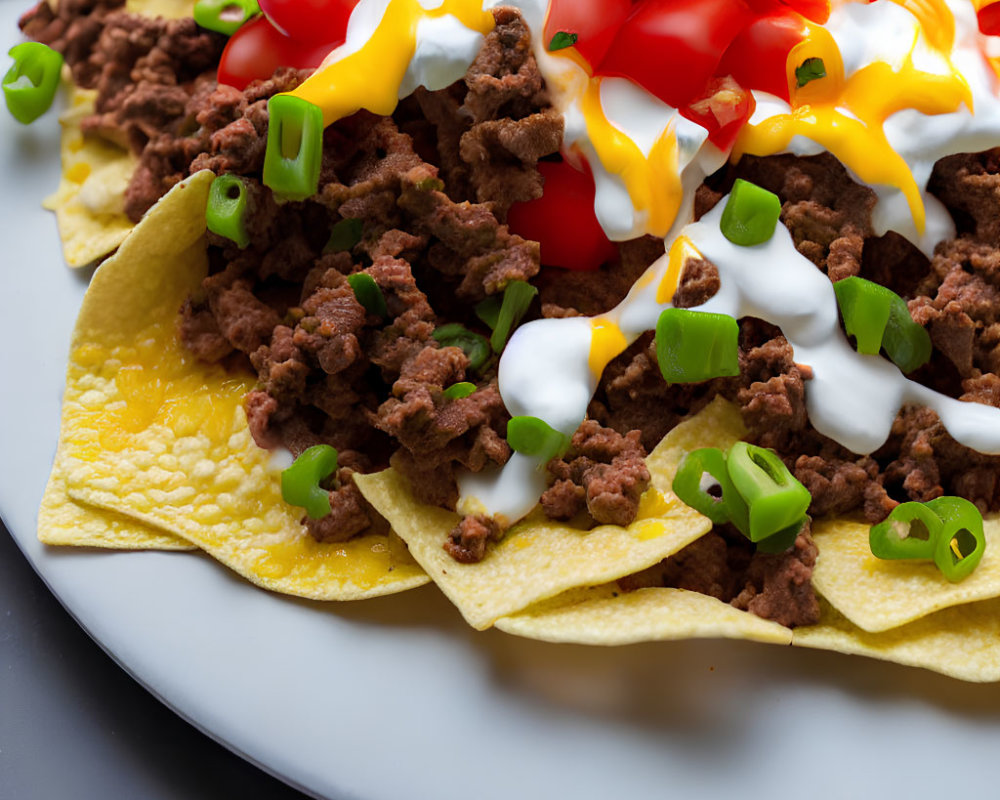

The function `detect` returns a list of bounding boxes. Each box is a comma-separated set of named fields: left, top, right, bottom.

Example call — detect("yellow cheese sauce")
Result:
left=735, top=13, right=970, bottom=235
left=580, top=79, right=683, bottom=238
left=588, top=316, right=628, bottom=380
left=288, top=0, right=495, bottom=126
left=69, top=322, right=252, bottom=454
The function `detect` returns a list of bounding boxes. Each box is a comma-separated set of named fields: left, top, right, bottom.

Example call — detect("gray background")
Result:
left=0, top=523, right=319, bottom=800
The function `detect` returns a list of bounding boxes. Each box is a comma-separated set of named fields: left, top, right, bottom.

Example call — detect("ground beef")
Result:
left=539, top=236, right=665, bottom=318
left=617, top=523, right=820, bottom=628
left=669, top=257, right=720, bottom=310
left=167, top=10, right=562, bottom=547
left=126, top=68, right=302, bottom=220
left=21, top=1, right=227, bottom=219
left=19, top=0, right=124, bottom=79
left=705, top=152, right=875, bottom=281
left=541, top=421, right=650, bottom=527
left=444, top=514, right=504, bottom=564
left=588, top=330, right=739, bottom=454
left=404, top=7, right=560, bottom=218
left=303, top=468, right=390, bottom=543
left=730, top=527, right=820, bottom=628
left=928, top=148, right=1000, bottom=243
left=377, top=355, right=512, bottom=510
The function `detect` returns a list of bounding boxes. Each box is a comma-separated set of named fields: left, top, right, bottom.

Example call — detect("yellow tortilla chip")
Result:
left=792, top=596, right=1000, bottom=682
left=811, top=516, right=1000, bottom=633
left=40, top=469, right=194, bottom=550
left=45, top=170, right=428, bottom=600
left=496, top=585, right=793, bottom=646
left=355, top=406, right=721, bottom=629
left=43, top=86, right=137, bottom=268
left=126, top=0, right=195, bottom=17
left=644, top=395, right=748, bottom=484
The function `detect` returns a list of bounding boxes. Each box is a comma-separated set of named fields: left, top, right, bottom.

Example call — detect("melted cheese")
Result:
left=287, top=0, right=495, bottom=126
left=656, top=235, right=700, bottom=304
left=736, top=10, right=971, bottom=234
left=580, top=79, right=683, bottom=237
left=588, top=316, right=628, bottom=379
left=72, top=322, right=253, bottom=455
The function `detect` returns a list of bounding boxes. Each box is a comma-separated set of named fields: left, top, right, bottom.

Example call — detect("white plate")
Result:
left=6, top=4, right=1000, bottom=797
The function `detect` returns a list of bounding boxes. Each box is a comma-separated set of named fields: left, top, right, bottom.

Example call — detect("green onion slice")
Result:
left=263, top=94, right=324, bottom=203
left=474, top=296, right=502, bottom=330
left=655, top=308, right=740, bottom=384
left=672, top=447, right=745, bottom=527
left=507, top=416, right=570, bottom=463
left=325, top=217, right=363, bottom=253
left=726, top=442, right=811, bottom=543
left=280, top=445, right=338, bottom=519
left=432, top=324, right=491, bottom=370
left=719, top=178, right=782, bottom=247
left=3, top=42, right=63, bottom=125
left=755, top=516, right=807, bottom=554
left=869, top=501, right=941, bottom=560
left=489, top=281, right=538, bottom=353
left=193, top=0, right=260, bottom=36
left=833, top=276, right=894, bottom=356
left=443, top=382, right=477, bottom=400
left=833, top=277, right=931, bottom=373
left=206, top=174, right=250, bottom=249
left=927, top=496, right=986, bottom=582
left=347, top=273, right=387, bottom=317
left=883, top=295, right=932, bottom=374
left=548, top=31, right=578, bottom=51
left=795, top=57, right=827, bottom=88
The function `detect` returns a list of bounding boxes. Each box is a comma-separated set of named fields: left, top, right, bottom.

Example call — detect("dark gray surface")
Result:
left=0, top=524, right=319, bottom=800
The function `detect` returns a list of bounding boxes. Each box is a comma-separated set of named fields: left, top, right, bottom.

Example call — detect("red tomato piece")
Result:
left=259, top=0, right=358, bottom=44
left=778, top=0, right=830, bottom=24
left=716, top=11, right=807, bottom=101
left=979, top=2, right=1000, bottom=36
left=543, top=0, right=632, bottom=69
left=217, top=16, right=339, bottom=90
left=507, top=160, right=618, bottom=272
left=598, top=0, right=754, bottom=108
left=681, top=76, right=754, bottom=151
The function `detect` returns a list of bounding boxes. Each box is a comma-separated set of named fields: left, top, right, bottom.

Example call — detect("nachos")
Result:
left=14, top=0, right=1000, bottom=680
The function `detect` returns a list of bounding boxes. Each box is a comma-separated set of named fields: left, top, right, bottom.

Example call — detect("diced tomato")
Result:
left=543, top=0, right=633, bottom=69
left=681, top=76, right=754, bottom=150
left=217, top=16, right=339, bottom=90
left=979, top=1, right=1000, bottom=36
left=716, top=11, right=807, bottom=101
left=778, top=0, right=829, bottom=23
left=258, top=0, right=358, bottom=44
left=507, top=160, right=618, bottom=272
left=598, top=0, right=754, bottom=108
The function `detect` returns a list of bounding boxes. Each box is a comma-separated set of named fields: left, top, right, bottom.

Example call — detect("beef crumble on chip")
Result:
left=15, top=0, right=1000, bottom=680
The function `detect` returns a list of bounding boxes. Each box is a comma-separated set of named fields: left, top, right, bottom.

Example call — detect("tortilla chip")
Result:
left=792, top=596, right=1000, bottom=682
left=126, top=0, right=195, bottom=17
left=40, top=469, right=194, bottom=550
left=810, top=516, right=1000, bottom=633
left=43, top=86, right=137, bottom=268
left=354, top=406, right=722, bottom=629
left=42, top=0, right=188, bottom=267
left=496, top=585, right=793, bottom=646
left=45, top=170, right=428, bottom=600
left=644, top=395, right=748, bottom=484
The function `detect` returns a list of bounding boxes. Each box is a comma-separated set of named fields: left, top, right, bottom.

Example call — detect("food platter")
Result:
left=8, top=1, right=1000, bottom=796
